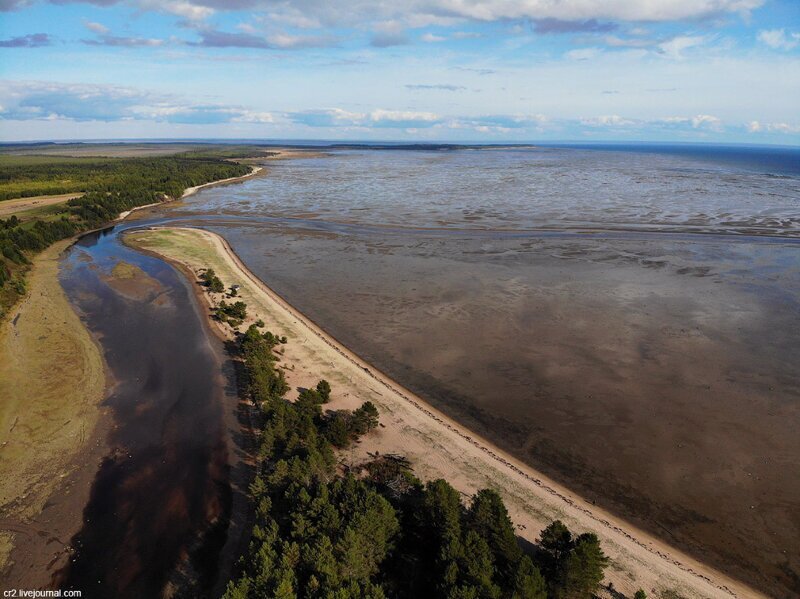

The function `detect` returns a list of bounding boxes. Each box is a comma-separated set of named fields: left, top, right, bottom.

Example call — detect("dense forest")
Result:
left=221, top=312, right=618, bottom=599
left=0, top=151, right=254, bottom=315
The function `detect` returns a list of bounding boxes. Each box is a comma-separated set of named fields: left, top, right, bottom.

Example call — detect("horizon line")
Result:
left=2, top=138, right=799, bottom=150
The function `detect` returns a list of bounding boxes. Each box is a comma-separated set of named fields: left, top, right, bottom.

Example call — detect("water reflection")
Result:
left=56, top=226, right=234, bottom=598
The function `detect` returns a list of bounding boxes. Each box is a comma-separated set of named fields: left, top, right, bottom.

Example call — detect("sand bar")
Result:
left=126, top=226, right=765, bottom=599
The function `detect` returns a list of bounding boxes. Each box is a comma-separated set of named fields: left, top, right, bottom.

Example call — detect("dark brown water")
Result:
left=164, top=146, right=800, bottom=597
left=56, top=227, right=240, bottom=598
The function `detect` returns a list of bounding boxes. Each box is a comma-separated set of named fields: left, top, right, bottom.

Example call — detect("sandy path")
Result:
left=0, top=193, right=82, bottom=218
left=126, top=227, right=764, bottom=599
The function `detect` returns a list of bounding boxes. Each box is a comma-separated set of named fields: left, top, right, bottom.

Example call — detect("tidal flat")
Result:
left=166, top=146, right=800, bottom=596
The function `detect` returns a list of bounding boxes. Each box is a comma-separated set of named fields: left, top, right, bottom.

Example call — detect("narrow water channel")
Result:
left=55, top=225, right=240, bottom=598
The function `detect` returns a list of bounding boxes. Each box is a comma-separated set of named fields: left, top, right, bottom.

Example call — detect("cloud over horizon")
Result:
left=5, top=79, right=797, bottom=143
left=0, top=0, right=769, bottom=23
left=0, top=0, right=797, bottom=143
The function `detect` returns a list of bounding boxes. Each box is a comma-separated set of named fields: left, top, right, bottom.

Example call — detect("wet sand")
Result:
left=128, top=226, right=769, bottom=599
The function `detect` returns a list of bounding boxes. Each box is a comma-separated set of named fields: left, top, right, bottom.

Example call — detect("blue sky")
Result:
left=0, top=0, right=798, bottom=143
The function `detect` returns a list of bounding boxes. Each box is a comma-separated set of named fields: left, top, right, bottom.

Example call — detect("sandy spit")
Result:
left=126, top=226, right=764, bottom=599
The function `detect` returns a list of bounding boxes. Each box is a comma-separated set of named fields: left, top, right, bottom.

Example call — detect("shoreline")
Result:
left=115, top=165, right=264, bottom=221
left=126, top=226, right=764, bottom=599
left=181, top=165, right=264, bottom=199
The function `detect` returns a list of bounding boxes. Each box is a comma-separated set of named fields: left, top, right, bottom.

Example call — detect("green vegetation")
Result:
left=216, top=300, right=248, bottom=327
left=178, top=145, right=275, bottom=160
left=200, top=267, right=226, bottom=293
left=323, top=401, right=380, bottom=448
left=0, top=153, right=250, bottom=201
left=224, top=321, right=610, bottom=599
left=0, top=154, right=251, bottom=316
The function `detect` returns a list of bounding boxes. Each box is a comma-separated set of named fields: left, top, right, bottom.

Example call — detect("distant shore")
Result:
left=126, top=226, right=763, bottom=599
left=116, top=165, right=264, bottom=221
left=181, top=165, right=264, bottom=199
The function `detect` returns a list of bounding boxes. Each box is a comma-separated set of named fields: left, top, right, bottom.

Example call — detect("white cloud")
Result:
left=421, top=33, right=445, bottom=42
left=139, top=0, right=214, bottom=22
left=411, top=0, right=764, bottom=22
left=370, top=20, right=409, bottom=47
left=581, top=115, right=635, bottom=126
left=232, top=110, right=275, bottom=123
left=658, top=114, right=723, bottom=130
left=0, top=80, right=275, bottom=125
left=658, top=34, right=707, bottom=59
left=603, top=35, right=658, bottom=48
left=691, top=114, right=722, bottom=130
left=659, top=116, right=690, bottom=124
left=765, top=122, right=800, bottom=133
left=369, top=109, right=439, bottom=123
left=146, top=0, right=763, bottom=27
left=747, top=120, right=762, bottom=132
left=262, top=10, right=322, bottom=29
left=83, top=21, right=110, bottom=35
left=451, top=31, right=484, bottom=39
left=565, top=47, right=601, bottom=60
left=757, top=29, right=800, bottom=50
left=265, top=32, right=339, bottom=49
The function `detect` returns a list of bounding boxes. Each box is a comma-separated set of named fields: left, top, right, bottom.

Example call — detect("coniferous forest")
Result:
left=223, top=321, right=612, bottom=599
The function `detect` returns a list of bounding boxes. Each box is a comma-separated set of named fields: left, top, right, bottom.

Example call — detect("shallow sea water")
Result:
left=168, top=145, right=800, bottom=595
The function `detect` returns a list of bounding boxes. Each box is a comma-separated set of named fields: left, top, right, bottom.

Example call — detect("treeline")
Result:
left=0, top=156, right=250, bottom=314
left=223, top=318, right=616, bottom=599
left=0, top=153, right=254, bottom=201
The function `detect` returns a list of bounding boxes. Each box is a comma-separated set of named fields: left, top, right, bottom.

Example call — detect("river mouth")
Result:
left=55, top=226, right=240, bottom=598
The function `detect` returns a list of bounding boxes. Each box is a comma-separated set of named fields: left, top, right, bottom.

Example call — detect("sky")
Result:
left=0, top=0, right=798, bottom=144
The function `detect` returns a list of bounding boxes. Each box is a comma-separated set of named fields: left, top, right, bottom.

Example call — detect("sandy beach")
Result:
left=126, top=226, right=765, bottom=599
